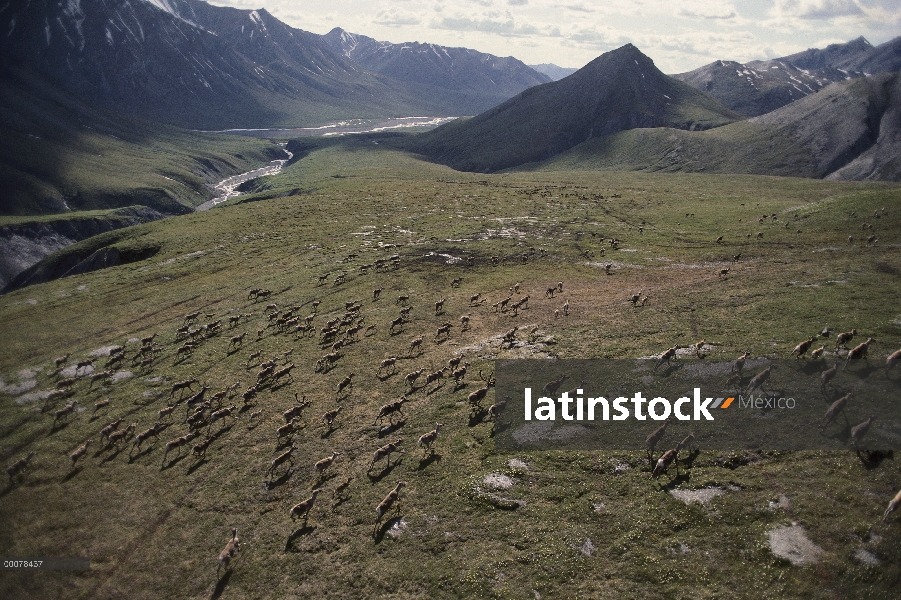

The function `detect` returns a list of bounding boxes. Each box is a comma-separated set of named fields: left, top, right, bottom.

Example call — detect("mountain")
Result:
left=0, top=0, right=554, bottom=129
left=673, top=36, right=901, bottom=117
left=406, top=44, right=742, bottom=173
left=0, top=68, right=284, bottom=216
left=755, top=71, right=901, bottom=181
left=672, top=59, right=846, bottom=118
left=0, top=0, right=361, bottom=129
left=537, top=72, right=901, bottom=182
left=529, top=64, right=579, bottom=81
left=323, top=28, right=551, bottom=115
left=849, top=36, right=901, bottom=75
left=780, top=36, right=882, bottom=72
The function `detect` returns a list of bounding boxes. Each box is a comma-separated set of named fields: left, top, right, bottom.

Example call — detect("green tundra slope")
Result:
left=1, top=142, right=900, bottom=599
left=536, top=73, right=901, bottom=181
left=0, top=71, right=281, bottom=217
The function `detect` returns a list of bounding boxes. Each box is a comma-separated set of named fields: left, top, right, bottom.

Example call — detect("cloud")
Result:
left=373, top=9, right=422, bottom=27
left=508, top=0, right=528, bottom=5
left=678, top=8, right=736, bottom=20
left=555, top=3, right=595, bottom=13
left=763, top=0, right=901, bottom=36
left=430, top=14, right=550, bottom=36
left=566, top=28, right=611, bottom=46
left=775, top=0, right=863, bottom=20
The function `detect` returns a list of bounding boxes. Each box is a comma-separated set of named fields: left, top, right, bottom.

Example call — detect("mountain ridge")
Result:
left=406, top=44, right=742, bottom=173
left=535, top=72, right=901, bottom=182
left=673, top=35, right=901, bottom=117
left=321, top=27, right=552, bottom=114
left=0, top=0, right=553, bottom=129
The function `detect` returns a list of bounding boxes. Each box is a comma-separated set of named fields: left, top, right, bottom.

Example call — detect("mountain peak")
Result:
left=412, top=42, right=738, bottom=173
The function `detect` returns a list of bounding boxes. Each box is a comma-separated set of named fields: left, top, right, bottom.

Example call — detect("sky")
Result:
left=205, top=0, right=901, bottom=73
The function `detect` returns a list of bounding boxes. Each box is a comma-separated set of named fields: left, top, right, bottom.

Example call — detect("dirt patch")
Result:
left=665, top=261, right=731, bottom=270
left=420, top=251, right=463, bottom=265
left=59, top=364, right=93, bottom=377
left=470, top=485, right=525, bottom=509
left=586, top=260, right=644, bottom=270
left=637, top=344, right=719, bottom=361
left=483, top=473, right=514, bottom=490
left=767, top=524, right=823, bottom=566
left=0, top=377, right=37, bottom=396
left=90, top=345, right=122, bottom=357
left=610, top=458, right=631, bottom=474
left=507, top=458, right=529, bottom=470
left=670, top=486, right=727, bottom=506
left=456, top=328, right=555, bottom=360
left=159, top=250, right=206, bottom=265
left=14, top=389, right=54, bottom=404
left=111, top=371, right=133, bottom=383
left=575, top=538, right=595, bottom=556
left=854, top=548, right=881, bottom=566
left=387, top=518, right=409, bottom=539
left=767, top=494, right=791, bottom=511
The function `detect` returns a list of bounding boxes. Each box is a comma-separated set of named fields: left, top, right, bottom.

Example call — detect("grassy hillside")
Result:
left=406, top=45, right=741, bottom=173
left=534, top=73, right=901, bottom=182
left=532, top=122, right=817, bottom=175
left=0, top=71, right=282, bottom=217
left=1, top=142, right=900, bottom=598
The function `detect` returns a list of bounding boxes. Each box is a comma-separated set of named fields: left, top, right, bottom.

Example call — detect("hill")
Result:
left=0, top=69, right=284, bottom=285
left=405, top=44, right=742, bottom=173
left=0, top=142, right=899, bottom=598
left=673, top=36, right=901, bottom=117
left=536, top=72, right=901, bottom=181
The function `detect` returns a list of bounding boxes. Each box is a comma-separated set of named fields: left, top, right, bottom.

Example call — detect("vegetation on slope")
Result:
left=0, top=70, right=283, bottom=217
left=0, top=143, right=900, bottom=599
left=534, top=73, right=901, bottom=181
left=405, top=44, right=741, bottom=173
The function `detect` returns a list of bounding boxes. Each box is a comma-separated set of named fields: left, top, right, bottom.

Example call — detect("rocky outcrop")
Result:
left=0, top=206, right=166, bottom=289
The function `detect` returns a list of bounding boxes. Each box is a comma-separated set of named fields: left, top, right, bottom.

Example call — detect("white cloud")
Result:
left=373, top=9, right=422, bottom=27
left=774, top=0, right=863, bottom=20
left=554, top=3, right=595, bottom=13
left=770, top=0, right=901, bottom=24
left=430, top=15, right=543, bottom=36
left=678, top=8, right=737, bottom=20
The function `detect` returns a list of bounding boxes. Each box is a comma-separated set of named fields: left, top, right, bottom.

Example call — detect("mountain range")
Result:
left=1, top=0, right=900, bottom=198
left=674, top=36, right=901, bottom=117
left=0, top=0, right=550, bottom=129
left=409, top=43, right=901, bottom=181
left=321, top=28, right=550, bottom=111
left=528, top=64, right=579, bottom=81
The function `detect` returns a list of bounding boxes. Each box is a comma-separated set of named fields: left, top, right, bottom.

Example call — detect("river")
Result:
left=205, top=116, right=458, bottom=139
left=195, top=116, right=459, bottom=211
left=195, top=148, right=293, bottom=211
